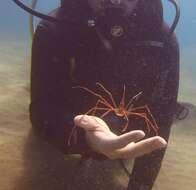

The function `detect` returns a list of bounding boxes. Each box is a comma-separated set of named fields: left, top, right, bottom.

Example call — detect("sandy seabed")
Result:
left=0, top=41, right=196, bottom=190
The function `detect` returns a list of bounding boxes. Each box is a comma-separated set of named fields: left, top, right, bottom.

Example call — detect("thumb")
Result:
left=108, top=130, right=145, bottom=150
left=74, top=115, right=109, bottom=131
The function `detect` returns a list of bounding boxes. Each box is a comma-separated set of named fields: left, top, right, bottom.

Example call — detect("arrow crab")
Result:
left=73, top=82, right=159, bottom=135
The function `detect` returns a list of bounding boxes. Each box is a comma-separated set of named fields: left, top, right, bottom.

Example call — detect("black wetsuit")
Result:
left=30, top=1, right=179, bottom=189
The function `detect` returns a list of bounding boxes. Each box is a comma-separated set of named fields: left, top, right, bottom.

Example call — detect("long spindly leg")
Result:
left=96, top=82, right=118, bottom=109
left=67, top=125, right=77, bottom=146
left=136, top=112, right=151, bottom=134
left=123, top=111, right=151, bottom=133
left=144, top=105, right=159, bottom=130
left=100, top=109, right=113, bottom=118
left=122, top=112, right=130, bottom=132
left=125, top=91, right=143, bottom=110
left=138, top=112, right=158, bottom=135
left=129, top=105, right=159, bottom=130
left=91, top=99, right=112, bottom=115
left=139, top=111, right=159, bottom=134
left=85, top=107, right=109, bottom=116
left=73, top=86, right=113, bottom=109
left=119, top=84, right=126, bottom=108
left=126, top=111, right=158, bottom=135
left=128, top=111, right=152, bottom=134
left=67, top=114, right=88, bottom=146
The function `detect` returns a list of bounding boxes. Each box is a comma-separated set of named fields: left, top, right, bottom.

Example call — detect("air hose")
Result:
left=12, top=0, right=180, bottom=36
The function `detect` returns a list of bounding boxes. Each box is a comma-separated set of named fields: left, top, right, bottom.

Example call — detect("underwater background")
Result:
left=0, top=0, right=196, bottom=190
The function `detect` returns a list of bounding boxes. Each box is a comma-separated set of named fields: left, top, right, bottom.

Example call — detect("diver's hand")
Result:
left=74, top=115, right=167, bottom=160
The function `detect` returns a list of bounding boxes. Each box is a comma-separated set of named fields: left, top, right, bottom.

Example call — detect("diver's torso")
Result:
left=60, top=29, right=162, bottom=121
left=72, top=42, right=161, bottom=101
left=44, top=4, right=166, bottom=96
left=46, top=6, right=167, bottom=113
left=68, top=33, right=164, bottom=133
left=58, top=2, right=165, bottom=97
left=31, top=4, right=178, bottom=133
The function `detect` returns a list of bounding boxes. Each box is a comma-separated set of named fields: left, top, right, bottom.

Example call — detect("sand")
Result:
left=0, top=41, right=196, bottom=190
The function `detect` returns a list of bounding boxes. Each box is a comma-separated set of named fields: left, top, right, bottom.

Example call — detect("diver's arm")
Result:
left=127, top=30, right=179, bottom=190
left=30, top=19, right=99, bottom=157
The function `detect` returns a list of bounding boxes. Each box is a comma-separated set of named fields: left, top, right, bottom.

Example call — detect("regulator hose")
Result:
left=12, top=0, right=180, bottom=35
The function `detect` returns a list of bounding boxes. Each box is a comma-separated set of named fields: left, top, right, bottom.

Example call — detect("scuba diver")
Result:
left=12, top=0, right=181, bottom=189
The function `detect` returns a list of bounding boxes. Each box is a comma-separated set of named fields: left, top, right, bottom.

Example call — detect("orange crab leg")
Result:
left=92, top=99, right=113, bottom=115
left=100, top=109, right=114, bottom=118
left=130, top=105, right=159, bottom=130
left=119, top=84, right=126, bottom=108
left=73, top=86, right=113, bottom=109
left=96, top=82, right=118, bottom=108
left=85, top=107, right=110, bottom=116
left=125, top=91, right=143, bottom=110
left=121, top=111, right=130, bottom=132
left=126, top=111, right=158, bottom=134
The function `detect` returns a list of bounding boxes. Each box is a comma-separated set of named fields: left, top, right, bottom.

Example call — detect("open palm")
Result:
left=74, top=115, right=167, bottom=160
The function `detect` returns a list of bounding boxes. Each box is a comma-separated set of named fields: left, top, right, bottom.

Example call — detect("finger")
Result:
left=105, top=130, right=145, bottom=150
left=74, top=115, right=109, bottom=131
left=112, top=136, right=167, bottom=159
